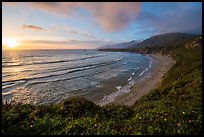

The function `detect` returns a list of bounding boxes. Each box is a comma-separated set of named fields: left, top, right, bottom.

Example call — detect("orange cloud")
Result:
left=20, top=39, right=113, bottom=49
left=22, top=24, right=46, bottom=31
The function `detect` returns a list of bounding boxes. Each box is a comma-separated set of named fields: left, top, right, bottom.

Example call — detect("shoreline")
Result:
left=105, top=53, right=176, bottom=106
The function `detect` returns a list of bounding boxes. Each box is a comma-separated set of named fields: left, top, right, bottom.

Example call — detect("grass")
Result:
left=2, top=38, right=202, bottom=135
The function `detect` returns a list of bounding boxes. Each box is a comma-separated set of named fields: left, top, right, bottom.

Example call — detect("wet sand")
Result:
left=108, top=53, right=176, bottom=106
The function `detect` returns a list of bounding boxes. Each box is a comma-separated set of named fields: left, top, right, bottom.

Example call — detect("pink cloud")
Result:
left=81, top=2, right=141, bottom=32
left=30, top=2, right=79, bottom=16
left=22, top=24, right=46, bottom=31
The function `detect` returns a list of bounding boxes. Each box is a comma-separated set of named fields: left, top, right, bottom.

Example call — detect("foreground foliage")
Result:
left=2, top=37, right=202, bottom=135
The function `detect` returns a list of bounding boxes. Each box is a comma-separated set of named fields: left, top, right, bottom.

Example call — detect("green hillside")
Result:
left=2, top=36, right=202, bottom=135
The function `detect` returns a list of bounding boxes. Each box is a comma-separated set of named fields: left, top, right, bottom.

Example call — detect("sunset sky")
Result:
left=2, top=2, right=202, bottom=50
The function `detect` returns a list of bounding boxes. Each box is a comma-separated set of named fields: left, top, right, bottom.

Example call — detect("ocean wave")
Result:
left=116, top=86, right=122, bottom=90
left=122, top=62, right=128, bottom=65
left=127, top=76, right=132, bottom=82
left=2, top=59, right=120, bottom=84
left=138, top=68, right=149, bottom=77
left=3, top=69, right=34, bottom=74
left=2, top=83, right=16, bottom=90
left=131, top=72, right=135, bottom=76
left=2, top=91, right=13, bottom=96
left=25, top=71, right=103, bottom=87
left=131, top=67, right=140, bottom=70
left=2, top=80, right=26, bottom=93
left=138, top=56, right=153, bottom=77
left=99, top=80, right=135, bottom=106
left=25, top=63, right=122, bottom=87
left=2, top=81, right=15, bottom=86
left=3, top=51, right=151, bottom=105
left=2, top=54, right=106, bottom=67
left=33, top=60, right=120, bottom=75
left=98, top=74, right=139, bottom=106
left=2, top=73, right=13, bottom=77
left=2, top=61, right=14, bottom=64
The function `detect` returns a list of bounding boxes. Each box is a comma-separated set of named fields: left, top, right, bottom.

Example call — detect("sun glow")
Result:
left=3, top=38, right=18, bottom=48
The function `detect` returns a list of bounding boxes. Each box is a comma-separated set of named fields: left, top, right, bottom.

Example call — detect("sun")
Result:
left=3, top=38, right=18, bottom=48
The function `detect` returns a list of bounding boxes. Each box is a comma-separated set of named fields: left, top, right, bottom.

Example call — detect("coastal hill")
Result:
left=99, top=32, right=197, bottom=51
left=99, top=40, right=141, bottom=49
left=128, top=32, right=197, bottom=49
left=2, top=33, right=202, bottom=135
left=98, top=32, right=200, bottom=54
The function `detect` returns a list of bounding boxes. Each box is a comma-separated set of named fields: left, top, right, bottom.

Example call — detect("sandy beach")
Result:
left=109, top=53, right=176, bottom=106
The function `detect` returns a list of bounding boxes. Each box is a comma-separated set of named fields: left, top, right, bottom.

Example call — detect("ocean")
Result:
left=2, top=50, right=153, bottom=105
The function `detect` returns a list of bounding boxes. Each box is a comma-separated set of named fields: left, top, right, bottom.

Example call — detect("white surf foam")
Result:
left=131, top=72, right=135, bottom=76
left=128, top=76, right=132, bottom=81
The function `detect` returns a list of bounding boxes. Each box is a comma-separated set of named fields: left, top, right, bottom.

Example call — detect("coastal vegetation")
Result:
left=2, top=36, right=202, bottom=135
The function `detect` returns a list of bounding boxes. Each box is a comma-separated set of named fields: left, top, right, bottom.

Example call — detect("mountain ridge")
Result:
left=99, top=40, right=142, bottom=49
left=128, top=32, right=198, bottom=49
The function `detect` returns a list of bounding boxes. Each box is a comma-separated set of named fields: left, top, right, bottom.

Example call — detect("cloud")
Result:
left=50, top=24, right=99, bottom=39
left=5, top=2, right=201, bottom=36
left=30, top=2, right=141, bottom=32
left=21, top=24, right=98, bottom=39
left=22, top=39, right=113, bottom=49
left=5, top=2, right=141, bottom=32
left=67, top=31, right=98, bottom=39
left=30, top=2, right=79, bottom=16
left=137, top=3, right=202, bottom=35
left=80, top=2, right=141, bottom=32
left=82, top=33, right=97, bottom=39
left=22, top=24, right=46, bottom=31
left=69, top=31, right=79, bottom=34
left=2, top=2, right=17, bottom=7
left=24, top=39, right=111, bottom=45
